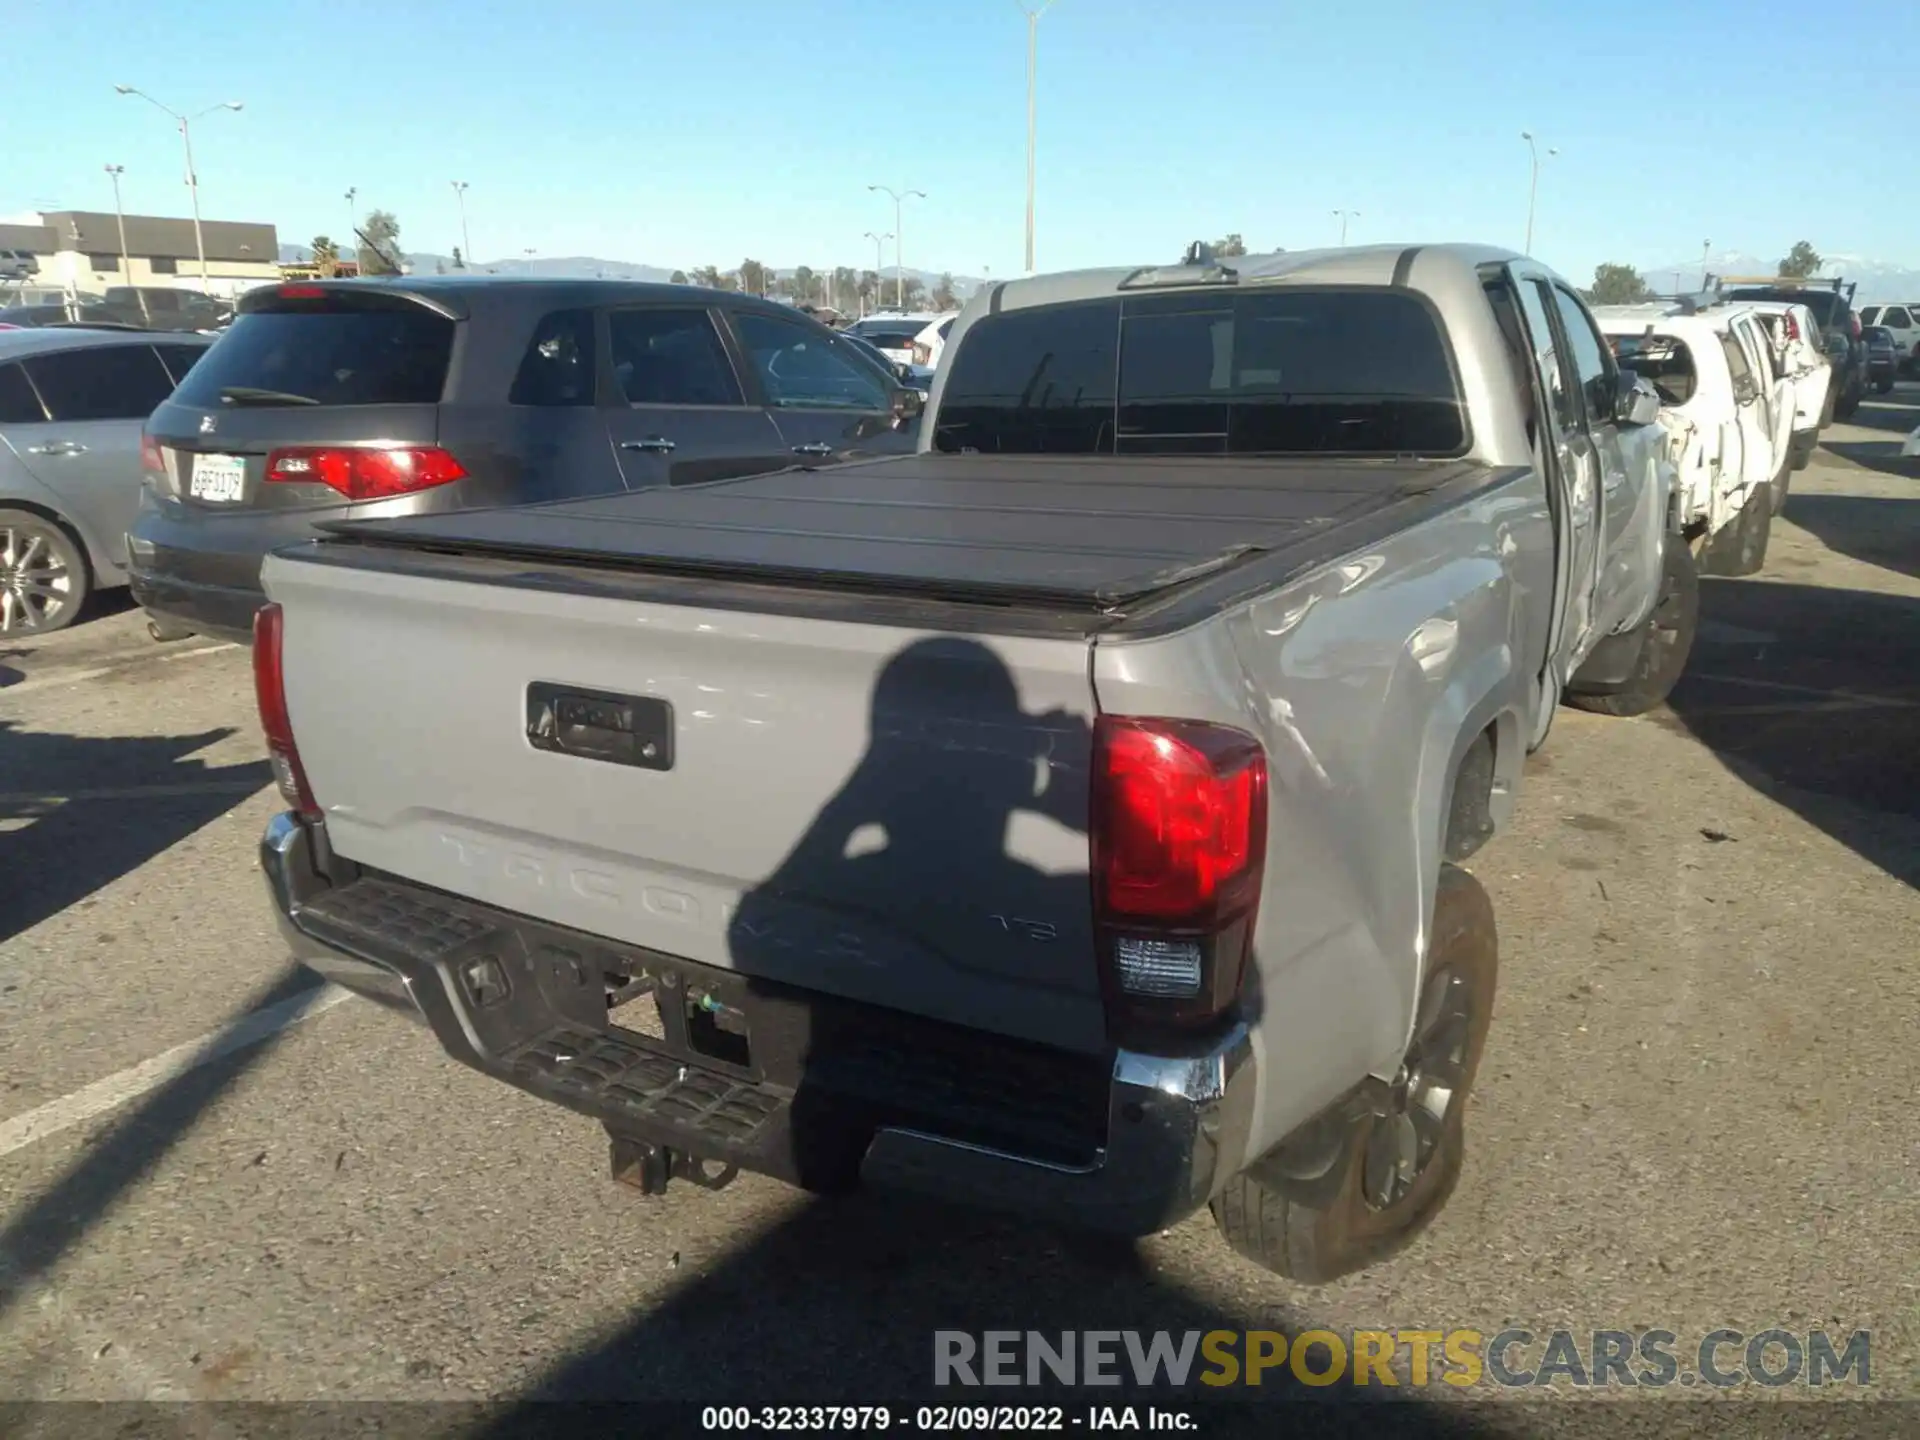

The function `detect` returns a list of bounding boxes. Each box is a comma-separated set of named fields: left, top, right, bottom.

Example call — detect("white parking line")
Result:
left=0, top=983, right=351, bottom=1162
left=0, top=641, right=239, bottom=700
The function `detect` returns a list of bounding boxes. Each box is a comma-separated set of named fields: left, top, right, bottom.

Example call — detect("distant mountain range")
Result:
left=277, top=243, right=985, bottom=297
left=1639, top=250, right=1920, bottom=304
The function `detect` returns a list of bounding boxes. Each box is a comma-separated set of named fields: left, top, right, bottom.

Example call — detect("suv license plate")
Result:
left=190, top=453, right=246, bottom=503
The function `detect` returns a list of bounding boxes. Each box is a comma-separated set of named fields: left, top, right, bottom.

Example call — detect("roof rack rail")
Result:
left=1712, top=273, right=1857, bottom=302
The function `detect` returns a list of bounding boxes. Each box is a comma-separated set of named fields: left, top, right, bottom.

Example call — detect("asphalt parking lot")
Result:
left=1, top=392, right=1916, bottom=1426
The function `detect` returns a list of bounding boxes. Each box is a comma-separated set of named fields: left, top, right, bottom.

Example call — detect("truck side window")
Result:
left=1548, top=286, right=1616, bottom=424
left=1513, top=281, right=1577, bottom=434
left=1719, top=332, right=1759, bottom=403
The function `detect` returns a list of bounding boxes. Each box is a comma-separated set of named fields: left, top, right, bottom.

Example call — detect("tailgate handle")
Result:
left=526, top=682, right=674, bottom=772
left=621, top=437, right=677, bottom=454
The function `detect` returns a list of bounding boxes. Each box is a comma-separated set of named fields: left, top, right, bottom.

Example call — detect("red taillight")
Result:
left=1850, top=314, right=1862, bottom=340
left=140, top=433, right=164, bottom=475
left=265, top=446, right=467, bottom=501
left=1091, top=716, right=1268, bottom=1032
left=252, top=603, right=321, bottom=820
left=1784, top=314, right=1800, bottom=342
left=278, top=284, right=326, bottom=299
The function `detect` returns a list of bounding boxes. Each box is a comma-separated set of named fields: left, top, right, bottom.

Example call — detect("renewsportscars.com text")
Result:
left=933, top=1328, right=1870, bottom=1390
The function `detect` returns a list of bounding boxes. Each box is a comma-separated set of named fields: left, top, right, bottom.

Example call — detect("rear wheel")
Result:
left=1564, top=539, right=1700, bottom=717
left=0, top=508, right=89, bottom=635
left=1210, top=864, right=1497, bottom=1285
left=1875, top=377, right=1895, bottom=395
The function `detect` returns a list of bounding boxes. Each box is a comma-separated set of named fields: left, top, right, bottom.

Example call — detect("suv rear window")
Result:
left=170, top=303, right=455, bottom=408
left=935, top=288, right=1467, bottom=457
left=849, top=322, right=922, bottom=346
left=1733, top=288, right=1844, bottom=328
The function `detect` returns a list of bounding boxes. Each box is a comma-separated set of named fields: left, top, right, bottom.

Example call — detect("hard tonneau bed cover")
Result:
left=317, top=453, right=1502, bottom=614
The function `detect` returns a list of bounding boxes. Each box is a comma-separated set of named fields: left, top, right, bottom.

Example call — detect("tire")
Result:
left=1210, top=865, right=1498, bottom=1285
left=0, top=507, right=90, bottom=635
left=1564, top=540, right=1700, bottom=717
left=1875, top=377, right=1894, bottom=395
left=147, top=616, right=195, bottom=643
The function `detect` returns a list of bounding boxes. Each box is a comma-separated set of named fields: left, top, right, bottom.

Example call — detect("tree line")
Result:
left=1587, top=241, right=1826, bottom=305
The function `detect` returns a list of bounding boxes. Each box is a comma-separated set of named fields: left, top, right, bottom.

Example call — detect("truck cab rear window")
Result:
left=935, top=289, right=1467, bottom=457
left=171, top=307, right=455, bottom=408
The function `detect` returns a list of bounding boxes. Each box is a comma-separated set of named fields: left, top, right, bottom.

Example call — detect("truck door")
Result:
left=1544, top=283, right=1654, bottom=641
left=1511, top=276, right=1603, bottom=665
left=1735, top=315, right=1793, bottom=470
left=1716, top=328, right=1775, bottom=508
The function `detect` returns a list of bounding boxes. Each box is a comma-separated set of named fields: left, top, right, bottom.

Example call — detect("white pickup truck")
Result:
left=1597, top=299, right=1809, bottom=576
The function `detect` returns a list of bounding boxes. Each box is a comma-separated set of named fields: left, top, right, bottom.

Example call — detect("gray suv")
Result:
left=131, top=277, right=923, bottom=642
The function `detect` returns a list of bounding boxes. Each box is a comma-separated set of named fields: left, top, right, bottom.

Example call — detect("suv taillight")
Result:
left=140, top=433, right=164, bottom=475
left=911, top=342, right=932, bottom=365
left=1850, top=314, right=1862, bottom=341
left=265, top=446, right=467, bottom=502
left=1091, top=716, right=1268, bottom=1034
left=253, top=603, right=321, bottom=820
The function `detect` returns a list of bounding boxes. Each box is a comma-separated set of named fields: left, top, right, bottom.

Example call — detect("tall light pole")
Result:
left=1017, top=0, right=1058, bottom=274
left=1519, top=130, right=1557, bottom=256
left=114, top=87, right=243, bottom=292
left=343, top=186, right=358, bottom=268
left=1700, top=238, right=1712, bottom=290
left=863, top=231, right=890, bottom=314
left=1332, top=209, right=1359, bottom=246
left=451, top=181, right=471, bottom=267
left=103, top=165, right=131, bottom=281
left=868, top=185, right=924, bottom=309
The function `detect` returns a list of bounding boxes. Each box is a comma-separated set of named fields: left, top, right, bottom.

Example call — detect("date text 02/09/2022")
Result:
left=700, top=1405, right=1196, bottom=1432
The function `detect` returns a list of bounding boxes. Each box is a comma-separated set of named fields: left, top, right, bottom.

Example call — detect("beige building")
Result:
left=0, top=211, right=281, bottom=300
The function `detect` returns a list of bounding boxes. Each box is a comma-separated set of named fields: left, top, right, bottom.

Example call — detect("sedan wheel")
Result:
left=0, top=510, right=89, bottom=635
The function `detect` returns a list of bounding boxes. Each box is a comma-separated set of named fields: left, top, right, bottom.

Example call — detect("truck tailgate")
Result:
left=264, top=550, right=1108, bottom=1054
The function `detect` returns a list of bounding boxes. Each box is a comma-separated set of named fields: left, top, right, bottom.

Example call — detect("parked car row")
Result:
left=1, top=284, right=234, bottom=334
left=1597, top=293, right=1828, bottom=581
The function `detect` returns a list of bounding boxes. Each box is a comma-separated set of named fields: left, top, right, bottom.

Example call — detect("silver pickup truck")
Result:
left=255, top=245, right=1693, bottom=1282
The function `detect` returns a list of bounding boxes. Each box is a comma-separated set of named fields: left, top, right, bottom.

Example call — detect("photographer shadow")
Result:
left=723, top=634, right=1106, bottom=1192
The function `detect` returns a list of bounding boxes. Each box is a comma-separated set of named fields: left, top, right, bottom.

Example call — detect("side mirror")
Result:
left=1612, top=369, right=1662, bottom=427
left=891, top=387, right=924, bottom=426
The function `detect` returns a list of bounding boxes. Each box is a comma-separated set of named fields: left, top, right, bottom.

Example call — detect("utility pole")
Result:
left=1017, top=0, right=1058, bottom=273
left=1332, top=209, right=1359, bottom=246
left=344, top=187, right=357, bottom=267
left=104, top=165, right=131, bottom=281
left=868, top=185, right=924, bottom=309
left=451, top=181, right=472, bottom=267
left=1519, top=130, right=1557, bottom=256
left=1700, top=239, right=1712, bottom=290
left=115, top=86, right=243, bottom=292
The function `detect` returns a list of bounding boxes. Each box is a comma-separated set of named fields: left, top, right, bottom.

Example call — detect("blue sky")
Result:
left=7, top=0, right=1915, bottom=281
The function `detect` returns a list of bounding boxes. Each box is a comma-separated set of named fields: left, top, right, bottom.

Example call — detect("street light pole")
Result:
left=868, top=185, right=925, bottom=309
left=864, top=231, right=890, bottom=315
left=104, top=165, right=131, bottom=281
left=1016, top=0, right=1057, bottom=274
left=1519, top=130, right=1557, bottom=256
left=451, top=181, right=471, bottom=266
left=115, top=87, right=242, bottom=292
left=1332, top=209, right=1359, bottom=246
left=344, top=187, right=357, bottom=270
left=1700, top=238, right=1712, bottom=290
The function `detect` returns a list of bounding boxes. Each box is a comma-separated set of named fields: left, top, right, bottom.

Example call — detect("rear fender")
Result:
left=1092, top=478, right=1549, bottom=1163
